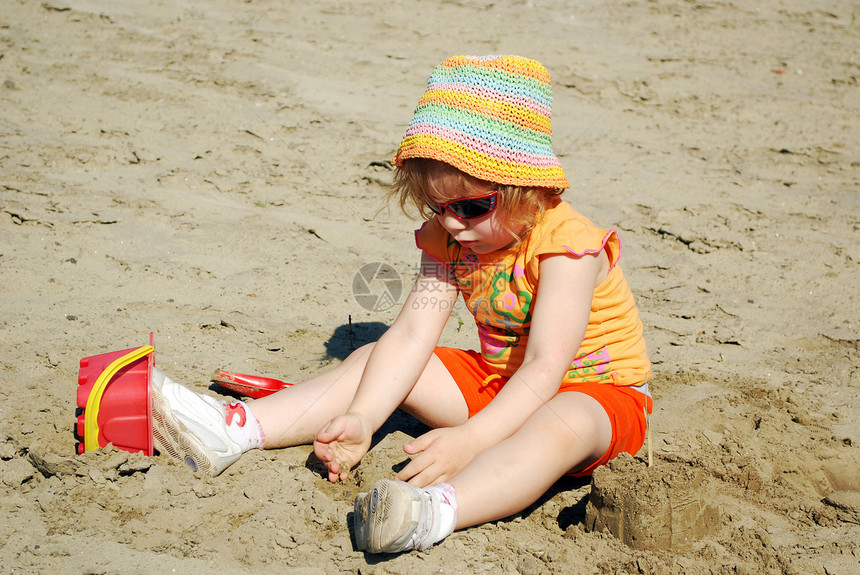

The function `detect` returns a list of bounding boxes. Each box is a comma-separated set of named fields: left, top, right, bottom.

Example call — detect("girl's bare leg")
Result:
left=450, top=391, right=613, bottom=528
left=249, top=343, right=468, bottom=448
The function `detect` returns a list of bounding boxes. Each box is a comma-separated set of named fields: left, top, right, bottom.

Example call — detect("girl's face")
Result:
left=436, top=207, right=516, bottom=254
left=427, top=175, right=525, bottom=254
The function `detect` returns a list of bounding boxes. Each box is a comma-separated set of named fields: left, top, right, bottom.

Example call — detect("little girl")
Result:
left=150, top=55, right=653, bottom=554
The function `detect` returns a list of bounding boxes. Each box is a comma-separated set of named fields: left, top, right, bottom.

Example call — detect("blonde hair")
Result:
left=389, top=158, right=564, bottom=242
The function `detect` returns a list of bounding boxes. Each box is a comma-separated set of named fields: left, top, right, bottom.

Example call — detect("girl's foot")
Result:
left=353, top=479, right=457, bottom=553
left=150, top=368, right=253, bottom=476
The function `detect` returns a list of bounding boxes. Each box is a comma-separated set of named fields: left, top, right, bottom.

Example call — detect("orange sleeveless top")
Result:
left=415, top=201, right=652, bottom=387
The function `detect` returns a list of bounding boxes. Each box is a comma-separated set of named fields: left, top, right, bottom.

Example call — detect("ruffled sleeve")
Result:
left=524, top=203, right=622, bottom=281
left=415, top=218, right=459, bottom=272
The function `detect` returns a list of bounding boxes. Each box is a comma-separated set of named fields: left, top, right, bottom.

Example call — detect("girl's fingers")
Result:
left=403, top=429, right=436, bottom=455
left=324, top=455, right=346, bottom=482
left=312, top=441, right=330, bottom=462
left=395, top=450, right=430, bottom=482
left=315, top=419, right=343, bottom=443
left=404, top=464, right=443, bottom=488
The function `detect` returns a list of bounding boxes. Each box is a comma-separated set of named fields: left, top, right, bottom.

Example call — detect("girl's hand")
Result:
left=395, top=426, right=478, bottom=487
left=313, top=413, right=373, bottom=482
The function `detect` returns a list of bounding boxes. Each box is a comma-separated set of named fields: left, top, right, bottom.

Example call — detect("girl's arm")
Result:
left=464, top=251, right=603, bottom=441
left=313, top=253, right=458, bottom=481
left=347, top=253, right=458, bottom=428
left=397, top=250, right=605, bottom=486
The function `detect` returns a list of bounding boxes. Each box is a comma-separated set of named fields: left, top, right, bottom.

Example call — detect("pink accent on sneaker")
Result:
left=256, top=419, right=266, bottom=449
left=224, top=402, right=247, bottom=427
left=436, top=482, right=458, bottom=510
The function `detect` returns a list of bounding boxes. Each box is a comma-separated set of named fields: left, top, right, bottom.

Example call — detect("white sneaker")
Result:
left=150, top=368, right=242, bottom=476
left=353, top=479, right=452, bottom=553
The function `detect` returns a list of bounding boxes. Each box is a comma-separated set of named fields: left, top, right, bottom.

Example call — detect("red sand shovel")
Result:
left=210, top=370, right=292, bottom=398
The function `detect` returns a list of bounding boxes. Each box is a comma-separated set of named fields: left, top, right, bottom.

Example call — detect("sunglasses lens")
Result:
left=451, top=197, right=493, bottom=219
left=429, top=193, right=497, bottom=220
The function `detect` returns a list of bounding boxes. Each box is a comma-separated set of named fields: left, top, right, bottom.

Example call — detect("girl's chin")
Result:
left=459, top=241, right=491, bottom=253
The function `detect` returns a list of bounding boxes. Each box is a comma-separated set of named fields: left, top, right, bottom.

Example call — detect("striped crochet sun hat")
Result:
left=393, top=55, right=569, bottom=189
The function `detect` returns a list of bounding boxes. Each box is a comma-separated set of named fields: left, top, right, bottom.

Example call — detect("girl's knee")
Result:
left=542, top=394, right=612, bottom=457
left=344, top=342, right=375, bottom=364
left=353, top=342, right=376, bottom=354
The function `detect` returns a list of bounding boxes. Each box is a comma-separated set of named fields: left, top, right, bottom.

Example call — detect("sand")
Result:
left=1, top=0, right=858, bottom=573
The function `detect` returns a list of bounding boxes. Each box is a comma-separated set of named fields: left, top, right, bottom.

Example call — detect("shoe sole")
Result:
left=151, top=382, right=219, bottom=475
left=354, top=480, right=422, bottom=553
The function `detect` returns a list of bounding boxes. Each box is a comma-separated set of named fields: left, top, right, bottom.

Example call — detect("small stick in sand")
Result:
left=645, top=406, right=653, bottom=467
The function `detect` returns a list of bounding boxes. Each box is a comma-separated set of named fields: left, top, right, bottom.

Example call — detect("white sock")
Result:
left=222, top=400, right=265, bottom=451
left=418, top=482, right=458, bottom=550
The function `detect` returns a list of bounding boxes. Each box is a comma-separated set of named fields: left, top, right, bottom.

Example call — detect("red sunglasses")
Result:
left=427, top=191, right=498, bottom=220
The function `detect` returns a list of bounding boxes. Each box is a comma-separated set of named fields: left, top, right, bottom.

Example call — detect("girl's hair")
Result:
left=390, top=158, right=564, bottom=243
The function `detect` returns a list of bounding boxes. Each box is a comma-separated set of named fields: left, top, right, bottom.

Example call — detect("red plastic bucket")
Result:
left=76, top=342, right=155, bottom=456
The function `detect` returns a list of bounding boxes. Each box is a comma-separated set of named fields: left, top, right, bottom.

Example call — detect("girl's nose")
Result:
left=438, top=212, right=467, bottom=231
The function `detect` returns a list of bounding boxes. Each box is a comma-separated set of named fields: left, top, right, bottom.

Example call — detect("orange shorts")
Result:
left=434, top=347, right=652, bottom=477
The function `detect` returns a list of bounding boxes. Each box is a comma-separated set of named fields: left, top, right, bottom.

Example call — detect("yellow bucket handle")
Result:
left=83, top=345, right=154, bottom=452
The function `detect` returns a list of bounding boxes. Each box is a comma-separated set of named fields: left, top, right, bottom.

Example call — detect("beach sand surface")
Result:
left=1, top=0, right=858, bottom=573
